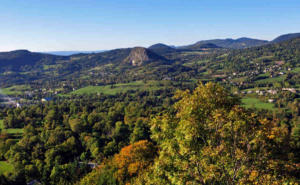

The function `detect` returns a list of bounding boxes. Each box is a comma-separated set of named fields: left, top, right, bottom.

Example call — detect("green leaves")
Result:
left=148, top=82, right=299, bottom=184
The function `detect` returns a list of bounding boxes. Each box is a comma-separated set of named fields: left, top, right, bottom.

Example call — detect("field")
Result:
left=241, top=97, right=275, bottom=110
left=182, top=59, right=209, bottom=67
left=70, top=81, right=166, bottom=95
left=0, top=120, right=16, bottom=175
left=255, top=75, right=285, bottom=84
left=0, top=161, right=13, bottom=175
left=291, top=67, right=300, bottom=73
left=242, top=87, right=268, bottom=92
left=0, top=85, right=30, bottom=95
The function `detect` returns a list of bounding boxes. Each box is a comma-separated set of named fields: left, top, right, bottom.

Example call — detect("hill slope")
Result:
left=272, top=33, right=300, bottom=43
left=182, top=42, right=221, bottom=50
left=148, top=43, right=177, bottom=54
left=0, top=50, right=68, bottom=72
left=181, top=37, right=268, bottom=49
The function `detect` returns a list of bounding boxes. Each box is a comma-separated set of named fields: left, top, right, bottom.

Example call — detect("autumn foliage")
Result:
left=113, top=140, right=156, bottom=183
left=79, top=140, right=156, bottom=185
left=79, top=83, right=299, bottom=185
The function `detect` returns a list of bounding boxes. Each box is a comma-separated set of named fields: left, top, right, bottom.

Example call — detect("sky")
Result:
left=0, top=0, right=299, bottom=52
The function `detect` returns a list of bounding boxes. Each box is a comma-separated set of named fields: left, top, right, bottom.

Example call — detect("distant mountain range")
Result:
left=0, top=32, right=299, bottom=72
left=180, top=37, right=268, bottom=50
left=148, top=43, right=221, bottom=54
left=43, top=50, right=105, bottom=56
left=179, top=32, right=300, bottom=50
left=38, top=33, right=300, bottom=56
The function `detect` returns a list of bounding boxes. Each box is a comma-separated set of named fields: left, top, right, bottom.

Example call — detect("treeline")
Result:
left=0, top=90, right=174, bottom=184
left=79, top=83, right=300, bottom=185
left=0, top=83, right=299, bottom=184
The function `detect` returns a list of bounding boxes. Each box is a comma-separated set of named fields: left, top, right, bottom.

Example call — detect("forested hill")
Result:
left=219, top=37, right=300, bottom=72
left=272, top=32, right=300, bottom=43
left=148, top=43, right=177, bottom=54
left=181, top=37, right=268, bottom=49
left=179, top=32, right=300, bottom=49
left=0, top=50, right=68, bottom=72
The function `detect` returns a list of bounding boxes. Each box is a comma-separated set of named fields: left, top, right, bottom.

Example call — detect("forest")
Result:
left=0, top=83, right=299, bottom=184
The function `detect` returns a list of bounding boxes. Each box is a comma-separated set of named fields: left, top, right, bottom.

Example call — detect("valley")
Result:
left=1, top=0, right=300, bottom=184
left=0, top=33, right=299, bottom=184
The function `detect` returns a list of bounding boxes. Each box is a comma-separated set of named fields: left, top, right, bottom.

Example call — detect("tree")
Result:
left=130, top=119, right=150, bottom=143
left=148, top=82, right=299, bottom=184
left=113, top=140, right=156, bottom=183
left=79, top=140, right=156, bottom=185
left=79, top=162, right=118, bottom=185
left=69, top=118, right=83, bottom=133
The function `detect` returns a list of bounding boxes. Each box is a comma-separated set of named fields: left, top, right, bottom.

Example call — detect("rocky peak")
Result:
left=124, top=47, right=164, bottom=66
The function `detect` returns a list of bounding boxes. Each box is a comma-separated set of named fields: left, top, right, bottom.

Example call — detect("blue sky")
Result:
left=0, top=0, right=299, bottom=51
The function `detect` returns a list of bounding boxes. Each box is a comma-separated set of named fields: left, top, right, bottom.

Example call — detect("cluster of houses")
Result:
left=262, top=62, right=284, bottom=74
left=240, top=88, right=298, bottom=96
left=0, top=95, right=21, bottom=108
left=241, top=89, right=277, bottom=95
left=235, top=87, right=299, bottom=105
left=0, top=95, right=54, bottom=108
left=226, top=60, right=294, bottom=84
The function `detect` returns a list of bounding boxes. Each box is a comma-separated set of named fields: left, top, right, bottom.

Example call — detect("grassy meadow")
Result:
left=70, top=81, right=167, bottom=95
left=241, top=97, right=275, bottom=110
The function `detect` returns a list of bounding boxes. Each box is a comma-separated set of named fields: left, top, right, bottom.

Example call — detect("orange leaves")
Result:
left=79, top=140, right=156, bottom=184
left=113, top=140, right=156, bottom=182
left=249, top=170, right=259, bottom=182
left=258, top=118, right=289, bottom=143
left=83, top=135, right=91, bottom=143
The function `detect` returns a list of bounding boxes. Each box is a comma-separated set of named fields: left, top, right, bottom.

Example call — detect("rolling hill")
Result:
left=148, top=43, right=177, bottom=54
left=272, top=32, right=300, bottom=43
left=0, top=50, right=68, bottom=72
left=181, top=37, right=268, bottom=50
